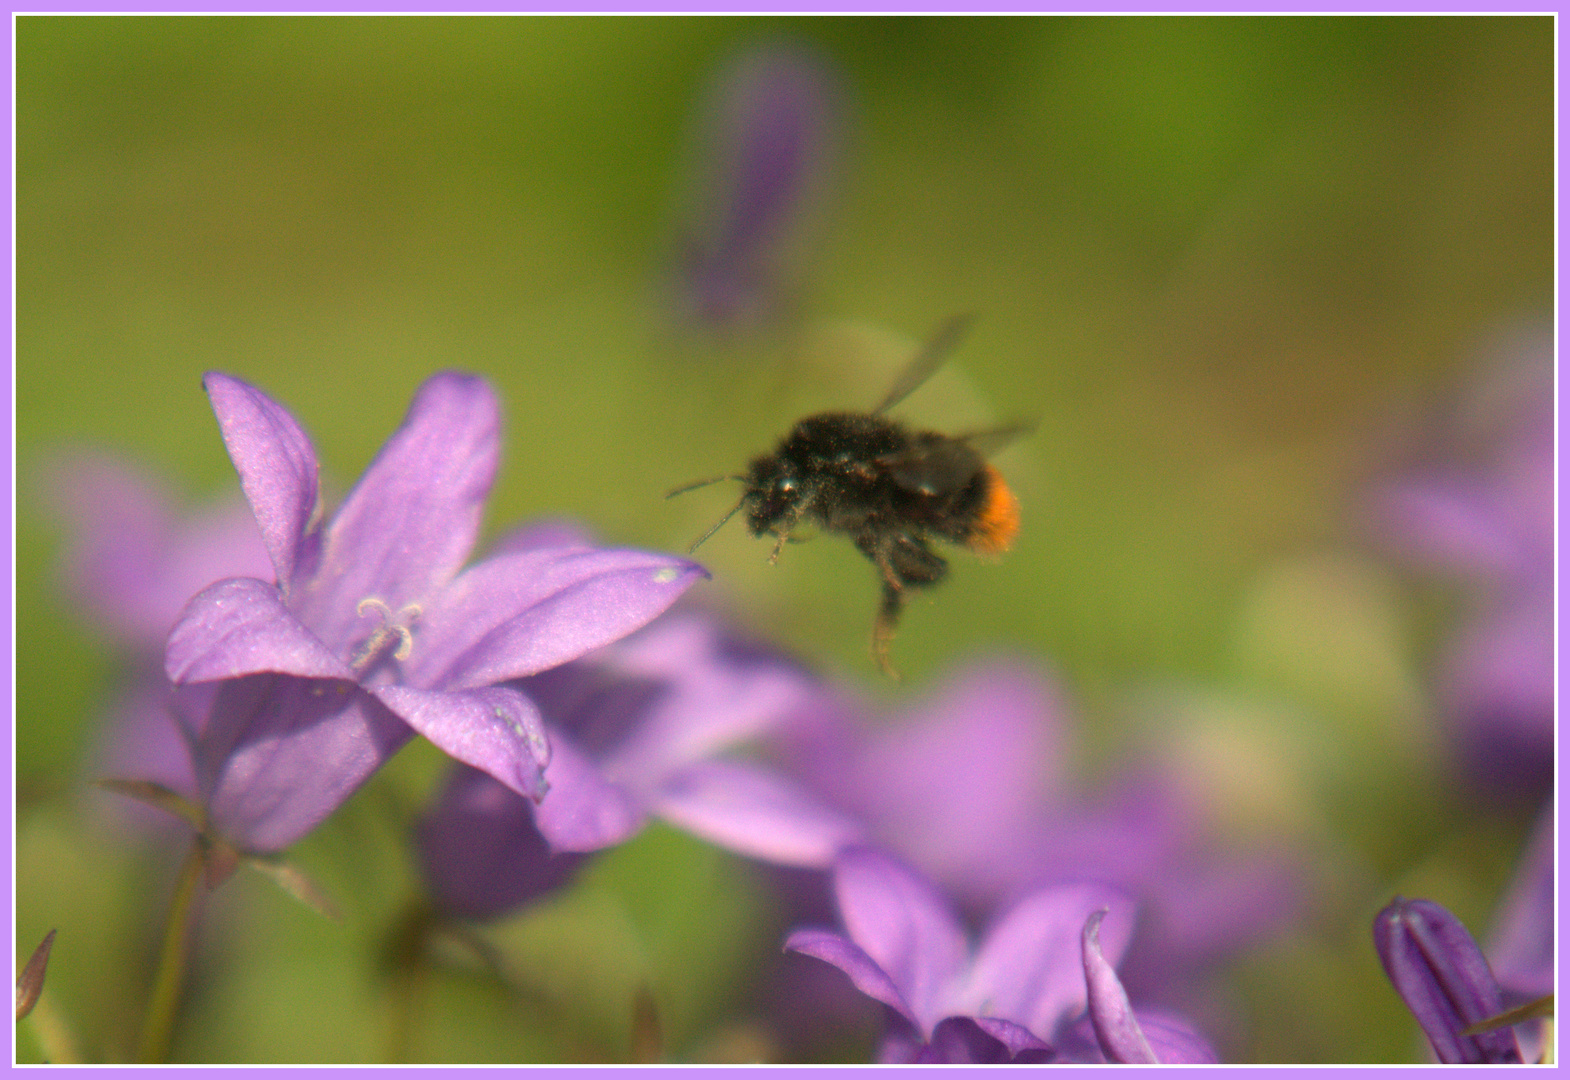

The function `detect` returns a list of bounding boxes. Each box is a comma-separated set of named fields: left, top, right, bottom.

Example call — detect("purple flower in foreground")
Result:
left=784, top=847, right=1216, bottom=1063
left=1373, top=896, right=1524, bottom=1063
left=670, top=44, right=840, bottom=329
left=162, top=372, right=706, bottom=852
left=1369, top=322, right=1552, bottom=799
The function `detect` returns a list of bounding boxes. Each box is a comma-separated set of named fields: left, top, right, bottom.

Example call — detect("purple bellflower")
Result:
left=784, top=846, right=1217, bottom=1063
left=671, top=44, right=840, bottom=330
left=413, top=601, right=862, bottom=922
left=414, top=762, right=586, bottom=922
left=512, top=609, right=862, bottom=866
left=1373, top=896, right=1525, bottom=1063
left=1369, top=322, right=1553, bottom=799
left=162, top=372, right=706, bottom=853
left=772, top=655, right=1300, bottom=1000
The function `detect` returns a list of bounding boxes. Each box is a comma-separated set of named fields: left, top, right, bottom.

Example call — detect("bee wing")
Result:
left=872, top=312, right=977, bottom=414
left=882, top=438, right=985, bottom=496
left=881, top=423, right=1035, bottom=496
left=955, top=420, right=1037, bottom=458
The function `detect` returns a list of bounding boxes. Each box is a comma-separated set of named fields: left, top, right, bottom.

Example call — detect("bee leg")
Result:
left=766, top=494, right=813, bottom=564
left=871, top=581, right=905, bottom=681
left=768, top=528, right=792, bottom=564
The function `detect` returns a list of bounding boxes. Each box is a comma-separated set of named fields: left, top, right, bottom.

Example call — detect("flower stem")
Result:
left=382, top=902, right=434, bottom=1063
left=137, top=837, right=204, bottom=1063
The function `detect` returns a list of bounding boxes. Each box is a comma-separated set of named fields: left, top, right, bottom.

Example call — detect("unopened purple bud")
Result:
left=1373, top=896, right=1522, bottom=1063
left=672, top=44, right=840, bottom=329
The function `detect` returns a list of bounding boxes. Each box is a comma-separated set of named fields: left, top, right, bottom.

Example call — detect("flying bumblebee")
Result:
left=668, top=315, right=1027, bottom=678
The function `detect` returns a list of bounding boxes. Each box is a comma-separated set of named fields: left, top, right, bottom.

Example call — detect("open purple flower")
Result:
left=1373, top=896, right=1524, bottom=1063
left=784, top=847, right=1216, bottom=1063
left=516, top=610, right=862, bottom=867
left=163, top=372, right=706, bottom=852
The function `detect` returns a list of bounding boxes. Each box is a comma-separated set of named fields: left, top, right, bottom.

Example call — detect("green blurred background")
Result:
left=16, top=16, right=1554, bottom=1063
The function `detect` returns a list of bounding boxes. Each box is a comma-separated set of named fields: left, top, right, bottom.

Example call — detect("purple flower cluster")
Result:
left=51, top=367, right=1304, bottom=1063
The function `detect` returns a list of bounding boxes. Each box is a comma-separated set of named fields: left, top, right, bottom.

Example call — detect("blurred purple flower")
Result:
left=1369, top=322, right=1552, bottom=799
left=414, top=762, right=586, bottom=921
left=1373, top=896, right=1524, bottom=1063
left=40, top=452, right=273, bottom=828
left=771, top=655, right=1301, bottom=1001
left=1487, top=803, right=1553, bottom=1003
left=517, top=610, right=862, bottom=866
left=670, top=44, right=840, bottom=330
left=784, top=847, right=1216, bottom=1063
left=162, top=372, right=706, bottom=852
left=1483, top=802, right=1554, bottom=1062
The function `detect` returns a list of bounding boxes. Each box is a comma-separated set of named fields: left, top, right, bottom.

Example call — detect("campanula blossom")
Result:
left=1368, top=322, right=1552, bottom=799
left=1373, top=896, right=1525, bottom=1063
left=162, top=372, right=706, bottom=852
left=783, top=847, right=1216, bottom=1063
left=415, top=762, right=586, bottom=921
left=513, top=610, right=861, bottom=866
left=771, top=655, right=1300, bottom=999
left=670, top=44, right=840, bottom=329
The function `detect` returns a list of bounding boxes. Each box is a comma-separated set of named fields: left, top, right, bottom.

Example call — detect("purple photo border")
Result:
left=3, top=11, right=1560, bottom=1080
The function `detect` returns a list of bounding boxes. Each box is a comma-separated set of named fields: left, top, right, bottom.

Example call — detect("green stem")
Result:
left=137, top=837, right=204, bottom=1063
left=382, top=902, right=434, bottom=1063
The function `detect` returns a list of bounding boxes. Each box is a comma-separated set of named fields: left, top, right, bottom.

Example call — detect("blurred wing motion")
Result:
left=872, top=312, right=977, bottom=415
left=882, top=422, right=1036, bottom=496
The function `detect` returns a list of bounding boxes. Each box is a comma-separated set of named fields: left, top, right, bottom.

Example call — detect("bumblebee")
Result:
left=670, top=315, right=1025, bottom=678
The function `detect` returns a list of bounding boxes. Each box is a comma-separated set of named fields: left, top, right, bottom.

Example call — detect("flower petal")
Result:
left=777, top=655, right=1064, bottom=906
left=650, top=760, right=863, bottom=868
left=197, top=674, right=413, bottom=852
left=930, top=1017, right=1051, bottom=1063
left=832, top=846, right=968, bottom=1033
left=165, top=577, right=354, bottom=685
left=1487, top=803, right=1554, bottom=1000
left=203, top=373, right=321, bottom=592
left=1373, top=896, right=1523, bottom=1063
left=484, top=518, right=597, bottom=557
left=966, top=883, right=1135, bottom=1039
left=299, top=372, right=500, bottom=649
left=531, top=727, right=647, bottom=853
left=371, top=684, right=549, bottom=802
left=410, top=547, right=708, bottom=689
left=415, top=763, right=586, bottom=920
left=783, top=927, right=919, bottom=1029
left=1130, top=1009, right=1218, bottom=1064
left=1081, top=908, right=1157, bottom=1063
left=600, top=615, right=817, bottom=784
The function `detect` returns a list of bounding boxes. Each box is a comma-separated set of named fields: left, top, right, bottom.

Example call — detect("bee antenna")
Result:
left=687, top=493, right=748, bottom=553
left=666, top=473, right=747, bottom=499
